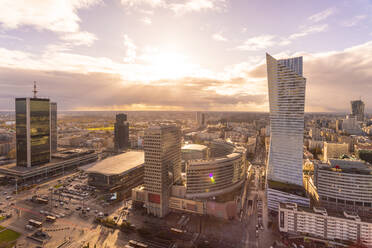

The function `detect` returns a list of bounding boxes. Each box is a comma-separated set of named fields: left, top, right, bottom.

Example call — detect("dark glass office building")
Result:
left=50, top=102, right=57, bottom=153
left=114, top=113, right=129, bottom=152
left=351, top=100, right=365, bottom=122
left=16, top=98, right=51, bottom=167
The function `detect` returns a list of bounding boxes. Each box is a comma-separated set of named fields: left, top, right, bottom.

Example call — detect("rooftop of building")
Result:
left=182, top=144, right=207, bottom=151
left=267, top=180, right=307, bottom=197
left=0, top=149, right=96, bottom=176
left=15, top=97, right=50, bottom=101
left=82, top=151, right=144, bottom=176
left=317, top=158, right=372, bottom=175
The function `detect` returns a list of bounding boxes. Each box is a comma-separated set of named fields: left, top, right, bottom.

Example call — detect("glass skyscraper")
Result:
left=350, top=100, right=365, bottom=122
left=114, top=113, right=129, bottom=152
left=50, top=102, right=57, bottom=153
left=266, top=53, right=309, bottom=211
left=16, top=98, right=51, bottom=167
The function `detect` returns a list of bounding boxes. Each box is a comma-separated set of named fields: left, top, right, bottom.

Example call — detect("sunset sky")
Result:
left=0, top=0, right=372, bottom=112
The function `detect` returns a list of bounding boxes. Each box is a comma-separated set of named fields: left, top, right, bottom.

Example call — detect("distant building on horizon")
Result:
left=114, top=113, right=129, bottom=152
left=50, top=102, right=57, bottom=153
left=16, top=97, right=51, bottom=167
left=196, top=112, right=206, bottom=127
left=351, top=99, right=365, bottom=122
left=266, top=53, right=309, bottom=211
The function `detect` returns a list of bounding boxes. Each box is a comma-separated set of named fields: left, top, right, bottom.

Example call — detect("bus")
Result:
left=28, top=219, right=42, bottom=228
left=46, top=215, right=56, bottom=222
left=36, top=197, right=48, bottom=204
left=171, top=227, right=184, bottom=233
left=128, top=240, right=148, bottom=248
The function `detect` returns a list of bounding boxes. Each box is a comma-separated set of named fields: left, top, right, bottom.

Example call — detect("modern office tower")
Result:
left=50, top=102, right=57, bottom=153
left=143, top=125, right=181, bottom=217
left=196, top=112, right=206, bottom=127
left=114, top=113, right=129, bottom=152
left=266, top=53, right=309, bottom=210
left=16, top=98, right=51, bottom=167
left=351, top=100, right=365, bottom=122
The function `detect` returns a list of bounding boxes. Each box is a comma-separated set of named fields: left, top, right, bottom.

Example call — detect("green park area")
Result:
left=0, top=226, right=21, bottom=247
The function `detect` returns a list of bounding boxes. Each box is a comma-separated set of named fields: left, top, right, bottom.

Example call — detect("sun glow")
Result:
left=148, top=51, right=195, bottom=79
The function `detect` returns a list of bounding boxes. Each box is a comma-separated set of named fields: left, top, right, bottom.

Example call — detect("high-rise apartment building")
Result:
left=143, top=125, right=181, bottom=217
left=50, top=102, right=57, bottom=153
left=266, top=53, right=309, bottom=210
left=16, top=98, right=51, bottom=167
left=114, top=113, right=129, bottom=152
left=351, top=100, right=365, bottom=122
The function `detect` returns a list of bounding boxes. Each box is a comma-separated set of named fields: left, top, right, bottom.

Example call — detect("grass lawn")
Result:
left=0, top=226, right=21, bottom=243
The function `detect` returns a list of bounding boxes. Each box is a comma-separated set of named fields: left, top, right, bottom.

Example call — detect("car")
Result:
left=0, top=202, right=3, bottom=205
left=64, top=207, right=70, bottom=210
left=94, top=210, right=98, bottom=214
left=55, top=214, right=60, bottom=218
left=25, top=224, right=34, bottom=231
left=76, top=207, right=81, bottom=211
left=6, top=196, right=11, bottom=200
left=9, top=202, right=15, bottom=206
left=40, top=210, right=44, bottom=214
left=54, top=204, right=58, bottom=208
left=86, top=207, right=90, bottom=212
left=3, top=192, right=7, bottom=195
left=60, top=201, right=64, bottom=206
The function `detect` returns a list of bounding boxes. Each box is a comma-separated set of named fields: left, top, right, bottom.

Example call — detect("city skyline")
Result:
left=0, top=0, right=371, bottom=112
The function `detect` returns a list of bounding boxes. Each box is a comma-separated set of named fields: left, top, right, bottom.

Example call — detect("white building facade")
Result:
left=279, top=203, right=372, bottom=247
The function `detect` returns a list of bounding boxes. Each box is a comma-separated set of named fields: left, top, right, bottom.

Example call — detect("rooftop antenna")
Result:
left=33, top=81, right=38, bottom=98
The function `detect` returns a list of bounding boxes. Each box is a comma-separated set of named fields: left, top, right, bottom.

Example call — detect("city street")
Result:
left=241, top=165, right=279, bottom=248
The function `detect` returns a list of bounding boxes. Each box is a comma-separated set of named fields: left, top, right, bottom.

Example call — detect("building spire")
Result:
left=33, top=81, right=38, bottom=98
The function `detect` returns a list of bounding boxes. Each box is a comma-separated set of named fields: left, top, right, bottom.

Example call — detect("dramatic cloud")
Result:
left=121, top=0, right=165, bottom=7
left=0, top=68, right=266, bottom=111
left=308, top=7, right=336, bottom=22
left=1, top=40, right=372, bottom=112
left=237, top=24, right=328, bottom=51
left=212, top=32, right=227, bottom=42
left=342, top=15, right=367, bottom=27
left=288, top=24, right=328, bottom=39
left=236, top=35, right=277, bottom=51
left=0, top=0, right=101, bottom=33
left=123, top=34, right=137, bottom=63
left=141, top=17, right=152, bottom=25
left=121, top=0, right=226, bottom=15
left=60, top=31, right=97, bottom=46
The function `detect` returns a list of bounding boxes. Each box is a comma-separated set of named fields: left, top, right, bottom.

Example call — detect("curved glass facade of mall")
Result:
left=185, top=141, right=246, bottom=198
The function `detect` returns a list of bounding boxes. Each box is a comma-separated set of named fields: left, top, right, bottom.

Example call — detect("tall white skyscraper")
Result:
left=266, top=53, right=309, bottom=210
